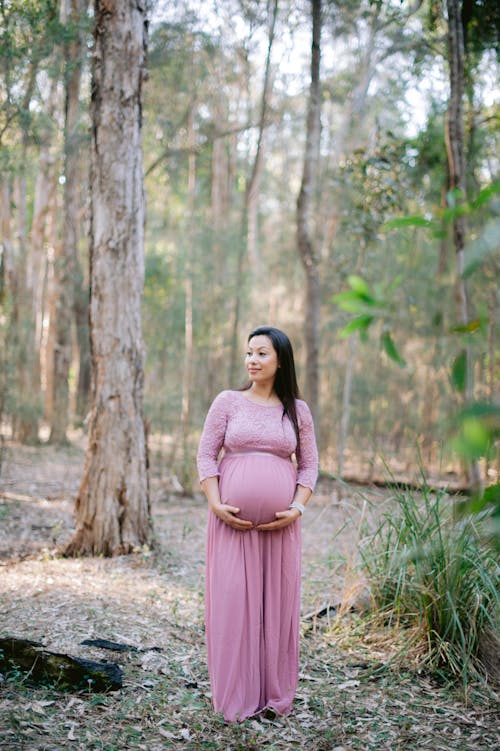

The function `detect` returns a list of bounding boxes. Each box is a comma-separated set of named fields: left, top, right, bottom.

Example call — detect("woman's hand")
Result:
left=210, top=502, right=254, bottom=531
left=255, top=507, right=301, bottom=532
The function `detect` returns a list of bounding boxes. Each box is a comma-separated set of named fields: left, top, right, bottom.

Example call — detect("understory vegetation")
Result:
left=360, top=485, right=499, bottom=692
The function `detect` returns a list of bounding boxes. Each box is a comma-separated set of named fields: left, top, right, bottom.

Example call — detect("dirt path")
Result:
left=0, top=441, right=498, bottom=750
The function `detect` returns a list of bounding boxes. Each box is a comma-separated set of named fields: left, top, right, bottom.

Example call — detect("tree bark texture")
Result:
left=297, top=0, right=322, bottom=430
left=66, top=0, right=151, bottom=556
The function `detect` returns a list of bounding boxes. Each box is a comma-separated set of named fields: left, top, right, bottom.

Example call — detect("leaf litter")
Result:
left=0, top=438, right=499, bottom=750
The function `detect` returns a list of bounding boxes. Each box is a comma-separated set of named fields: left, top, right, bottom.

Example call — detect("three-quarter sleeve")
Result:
left=197, top=390, right=232, bottom=483
left=296, top=400, right=319, bottom=491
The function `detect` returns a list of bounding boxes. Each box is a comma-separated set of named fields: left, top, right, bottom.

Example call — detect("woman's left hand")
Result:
left=256, top=508, right=301, bottom=532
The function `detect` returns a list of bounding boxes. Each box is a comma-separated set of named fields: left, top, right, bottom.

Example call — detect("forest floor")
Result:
left=0, top=436, right=499, bottom=751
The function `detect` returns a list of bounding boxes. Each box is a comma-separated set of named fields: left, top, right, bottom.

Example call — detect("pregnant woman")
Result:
left=197, top=325, right=318, bottom=722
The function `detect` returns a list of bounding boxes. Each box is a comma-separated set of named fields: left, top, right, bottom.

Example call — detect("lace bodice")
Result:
left=197, top=390, right=319, bottom=491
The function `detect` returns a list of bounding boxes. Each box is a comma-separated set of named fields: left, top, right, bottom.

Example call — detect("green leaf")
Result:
left=387, top=274, right=403, bottom=293
left=451, top=350, right=467, bottom=392
left=339, top=315, right=374, bottom=338
left=482, top=484, right=500, bottom=515
left=453, top=417, right=492, bottom=461
left=451, top=319, right=482, bottom=334
left=347, top=275, right=370, bottom=295
left=381, top=331, right=406, bottom=367
left=441, top=203, right=471, bottom=222
left=455, top=402, right=500, bottom=428
left=382, top=215, right=433, bottom=231
left=332, top=290, right=379, bottom=313
left=471, top=182, right=500, bottom=209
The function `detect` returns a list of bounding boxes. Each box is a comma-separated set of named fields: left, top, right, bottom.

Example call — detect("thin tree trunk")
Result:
left=228, top=0, right=278, bottom=383
left=74, top=279, right=91, bottom=419
left=337, top=334, right=357, bottom=477
left=50, top=0, right=87, bottom=444
left=245, top=0, right=278, bottom=272
left=65, top=0, right=151, bottom=556
left=296, top=0, right=322, bottom=429
left=12, top=162, right=41, bottom=443
left=445, top=0, right=482, bottom=493
left=0, top=180, right=14, bottom=446
left=171, top=101, right=195, bottom=483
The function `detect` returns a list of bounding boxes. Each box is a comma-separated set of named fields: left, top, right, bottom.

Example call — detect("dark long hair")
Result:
left=243, top=325, right=302, bottom=457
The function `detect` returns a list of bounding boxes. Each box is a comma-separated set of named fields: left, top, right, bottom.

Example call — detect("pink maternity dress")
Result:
left=197, top=390, right=318, bottom=722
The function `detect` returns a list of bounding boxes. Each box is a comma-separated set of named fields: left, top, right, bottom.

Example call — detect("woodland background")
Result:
left=0, top=0, right=499, bottom=491
left=0, top=2, right=499, bottom=748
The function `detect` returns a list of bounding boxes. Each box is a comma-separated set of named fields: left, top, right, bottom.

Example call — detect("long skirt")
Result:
left=205, top=452, right=301, bottom=722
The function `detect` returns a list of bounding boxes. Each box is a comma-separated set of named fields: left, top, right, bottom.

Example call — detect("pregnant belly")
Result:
left=219, top=453, right=296, bottom=526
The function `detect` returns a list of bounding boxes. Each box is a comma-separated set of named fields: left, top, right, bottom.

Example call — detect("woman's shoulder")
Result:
left=210, top=389, right=240, bottom=408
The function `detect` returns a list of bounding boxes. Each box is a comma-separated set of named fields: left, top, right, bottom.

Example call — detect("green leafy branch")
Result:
left=332, top=181, right=499, bottom=517
left=332, top=275, right=406, bottom=367
left=383, top=182, right=500, bottom=277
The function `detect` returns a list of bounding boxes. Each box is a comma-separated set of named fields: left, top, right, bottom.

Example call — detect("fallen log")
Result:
left=81, top=638, right=139, bottom=653
left=303, top=602, right=340, bottom=621
left=317, top=471, right=469, bottom=496
left=80, top=638, right=163, bottom=653
left=0, top=636, right=122, bottom=691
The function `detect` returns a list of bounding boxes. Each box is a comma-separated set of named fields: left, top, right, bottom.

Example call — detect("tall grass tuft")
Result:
left=360, top=484, right=500, bottom=692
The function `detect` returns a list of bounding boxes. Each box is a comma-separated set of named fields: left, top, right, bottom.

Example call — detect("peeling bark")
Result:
left=65, top=0, right=151, bottom=556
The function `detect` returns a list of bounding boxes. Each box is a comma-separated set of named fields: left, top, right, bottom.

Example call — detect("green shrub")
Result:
left=361, top=485, right=500, bottom=689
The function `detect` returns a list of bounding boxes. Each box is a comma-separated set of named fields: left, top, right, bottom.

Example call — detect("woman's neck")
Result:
left=248, top=383, right=278, bottom=402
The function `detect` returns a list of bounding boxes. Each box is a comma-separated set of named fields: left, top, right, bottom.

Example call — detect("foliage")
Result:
left=0, top=0, right=63, bottom=150
left=332, top=274, right=406, bottom=366
left=331, top=181, right=500, bottom=491
left=361, top=483, right=500, bottom=689
left=1, top=0, right=498, bottom=486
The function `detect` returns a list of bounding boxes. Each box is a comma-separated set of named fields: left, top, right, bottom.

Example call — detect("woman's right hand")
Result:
left=210, top=502, right=254, bottom=531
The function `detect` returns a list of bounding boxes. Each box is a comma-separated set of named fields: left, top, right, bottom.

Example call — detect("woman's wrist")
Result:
left=289, top=501, right=305, bottom=515
left=208, top=499, right=223, bottom=512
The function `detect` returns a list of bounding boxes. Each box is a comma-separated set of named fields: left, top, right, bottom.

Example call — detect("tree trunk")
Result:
left=296, top=0, right=322, bottom=429
left=65, top=0, right=151, bottom=556
left=170, top=101, right=195, bottom=484
left=0, top=180, right=14, bottom=440
left=245, top=0, right=278, bottom=272
left=445, top=0, right=482, bottom=492
left=74, top=279, right=91, bottom=420
left=12, top=164, right=41, bottom=444
left=338, top=334, right=357, bottom=478
left=228, top=0, right=278, bottom=384
left=50, top=0, right=87, bottom=444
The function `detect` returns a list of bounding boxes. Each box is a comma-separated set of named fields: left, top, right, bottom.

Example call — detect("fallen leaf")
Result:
left=67, top=723, right=76, bottom=741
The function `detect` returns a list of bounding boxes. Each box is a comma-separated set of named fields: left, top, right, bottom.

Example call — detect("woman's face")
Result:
left=245, top=335, right=279, bottom=386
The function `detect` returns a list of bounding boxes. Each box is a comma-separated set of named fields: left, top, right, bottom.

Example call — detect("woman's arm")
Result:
left=201, top=476, right=253, bottom=531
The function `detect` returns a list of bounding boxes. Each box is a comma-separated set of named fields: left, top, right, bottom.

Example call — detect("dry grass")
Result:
left=0, top=437, right=499, bottom=751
